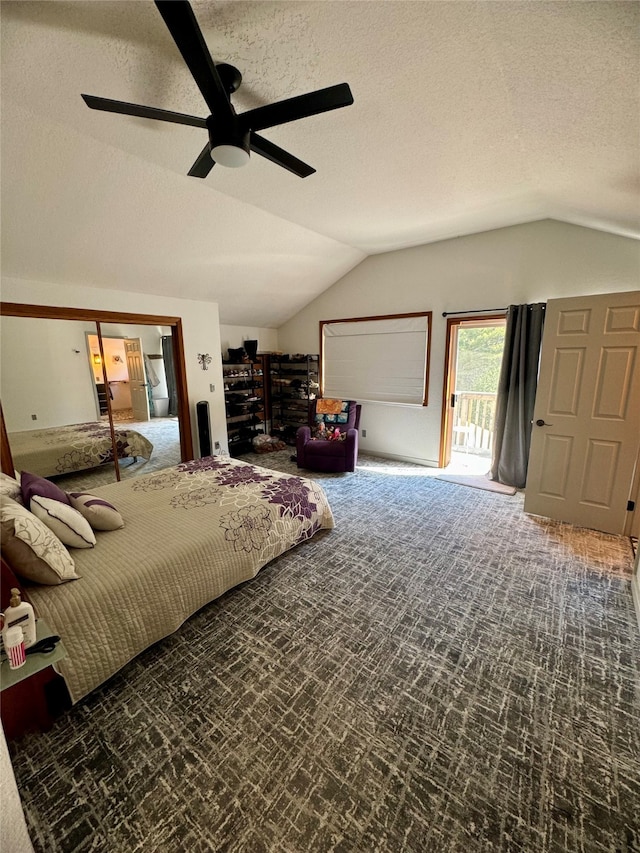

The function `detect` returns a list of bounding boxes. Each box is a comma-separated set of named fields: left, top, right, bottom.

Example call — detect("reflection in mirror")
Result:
left=0, top=315, right=124, bottom=486
left=0, top=315, right=184, bottom=491
left=87, top=322, right=183, bottom=486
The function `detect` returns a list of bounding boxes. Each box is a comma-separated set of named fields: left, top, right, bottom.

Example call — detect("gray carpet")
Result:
left=9, top=451, right=640, bottom=853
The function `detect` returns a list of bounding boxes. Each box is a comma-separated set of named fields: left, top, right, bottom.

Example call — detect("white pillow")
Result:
left=30, top=495, right=96, bottom=549
left=1, top=496, right=78, bottom=585
left=0, top=472, right=23, bottom=505
left=68, top=492, right=124, bottom=531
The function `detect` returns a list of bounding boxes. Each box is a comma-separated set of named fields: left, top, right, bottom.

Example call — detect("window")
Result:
left=320, top=312, right=432, bottom=405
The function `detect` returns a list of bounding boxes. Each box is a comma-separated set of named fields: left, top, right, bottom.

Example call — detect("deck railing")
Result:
left=452, top=392, right=497, bottom=456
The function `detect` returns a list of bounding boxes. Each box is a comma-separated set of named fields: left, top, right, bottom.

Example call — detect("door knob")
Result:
left=535, top=418, right=553, bottom=427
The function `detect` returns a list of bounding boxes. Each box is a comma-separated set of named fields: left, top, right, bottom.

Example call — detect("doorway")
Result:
left=440, top=315, right=506, bottom=472
left=86, top=334, right=147, bottom=422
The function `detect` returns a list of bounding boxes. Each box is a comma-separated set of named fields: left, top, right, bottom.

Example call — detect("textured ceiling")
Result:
left=1, top=1, right=638, bottom=326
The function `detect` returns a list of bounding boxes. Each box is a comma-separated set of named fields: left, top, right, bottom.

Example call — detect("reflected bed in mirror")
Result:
left=8, top=421, right=153, bottom=478
left=50, top=415, right=182, bottom=492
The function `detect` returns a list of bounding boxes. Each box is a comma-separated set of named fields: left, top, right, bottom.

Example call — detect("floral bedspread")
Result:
left=8, top=421, right=153, bottom=477
left=27, top=456, right=334, bottom=702
left=131, top=456, right=328, bottom=561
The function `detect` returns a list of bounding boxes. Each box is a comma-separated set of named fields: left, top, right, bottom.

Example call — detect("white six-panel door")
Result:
left=124, top=338, right=150, bottom=422
left=524, top=291, right=640, bottom=535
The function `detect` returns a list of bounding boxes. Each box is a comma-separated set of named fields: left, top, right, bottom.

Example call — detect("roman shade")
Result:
left=321, top=314, right=431, bottom=405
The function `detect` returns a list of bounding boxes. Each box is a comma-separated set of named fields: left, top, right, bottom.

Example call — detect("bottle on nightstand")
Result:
left=2, top=588, right=36, bottom=649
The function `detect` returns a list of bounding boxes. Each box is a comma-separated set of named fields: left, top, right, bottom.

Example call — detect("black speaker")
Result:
left=196, top=400, right=212, bottom=457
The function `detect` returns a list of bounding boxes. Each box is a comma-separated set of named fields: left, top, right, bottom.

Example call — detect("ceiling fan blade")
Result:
left=250, top=133, right=315, bottom=178
left=188, top=142, right=215, bottom=178
left=82, top=94, right=207, bottom=128
left=154, top=1, right=234, bottom=122
left=239, top=83, right=353, bottom=133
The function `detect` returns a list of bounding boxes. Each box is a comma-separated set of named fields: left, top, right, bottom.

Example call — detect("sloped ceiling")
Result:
left=1, top=1, right=638, bottom=326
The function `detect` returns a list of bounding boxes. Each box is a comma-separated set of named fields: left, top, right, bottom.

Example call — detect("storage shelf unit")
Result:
left=96, top=383, right=109, bottom=416
left=270, top=355, right=319, bottom=444
left=223, top=359, right=268, bottom=456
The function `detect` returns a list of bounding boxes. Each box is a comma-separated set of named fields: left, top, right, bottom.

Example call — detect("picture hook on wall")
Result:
left=198, top=353, right=212, bottom=371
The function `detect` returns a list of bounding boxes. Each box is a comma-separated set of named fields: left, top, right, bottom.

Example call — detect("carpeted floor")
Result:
left=436, top=473, right=517, bottom=495
left=9, top=451, right=640, bottom=853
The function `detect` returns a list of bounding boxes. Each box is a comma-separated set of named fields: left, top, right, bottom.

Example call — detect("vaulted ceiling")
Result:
left=1, top=1, right=638, bottom=326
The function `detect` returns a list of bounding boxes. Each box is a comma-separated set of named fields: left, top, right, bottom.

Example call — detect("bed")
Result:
left=8, top=421, right=153, bottom=478
left=22, top=455, right=334, bottom=703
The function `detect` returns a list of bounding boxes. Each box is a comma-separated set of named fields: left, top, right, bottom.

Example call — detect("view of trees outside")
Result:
left=456, top=325, right=506, bottom=393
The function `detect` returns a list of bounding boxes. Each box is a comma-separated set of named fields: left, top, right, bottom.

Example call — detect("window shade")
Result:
left=322, top=315, right=430, bottom=405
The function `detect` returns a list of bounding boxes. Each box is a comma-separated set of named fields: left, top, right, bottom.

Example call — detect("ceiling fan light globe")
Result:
left=210, top=144, right=250, bottom=168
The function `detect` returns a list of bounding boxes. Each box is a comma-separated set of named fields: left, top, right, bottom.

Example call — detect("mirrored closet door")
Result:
left=0, top=304, right=192, bottom=488
left=0, top=315, right=110, bottom=489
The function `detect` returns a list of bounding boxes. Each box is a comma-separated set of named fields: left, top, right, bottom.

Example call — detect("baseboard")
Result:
left=632, top=575, right=640, bottom=635
left=359, top=450, right=438, bottom=468
left=632, top=549, right=640, bottom=635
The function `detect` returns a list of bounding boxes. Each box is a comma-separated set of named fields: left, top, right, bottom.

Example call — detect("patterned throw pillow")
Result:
left=21, top=470, right=71, bottom=506
left=0, top=496, right=78, bottom=585
left=68, top=492, right=124, bottom=531
left=30, top=495, right=96, bottom=549
left=315, top=400, right=351, bottom=425
left=0, top=472, right=23, bottom=505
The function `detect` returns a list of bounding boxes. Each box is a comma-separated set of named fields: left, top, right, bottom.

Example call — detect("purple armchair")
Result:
left=296, top=400, right=361, bottom=473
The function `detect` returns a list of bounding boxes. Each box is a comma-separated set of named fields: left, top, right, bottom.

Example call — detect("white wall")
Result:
left=219, top=325, right=279, bottom=359
left=278, top=220, right=640, bottom=465
left=1, top=277, right=227, bottom=455
left=1, top=316, right=98, bottom=431
left=0, top=722, right=34, bottom=853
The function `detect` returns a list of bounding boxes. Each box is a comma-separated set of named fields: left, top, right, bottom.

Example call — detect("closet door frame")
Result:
left=0, top=302, right=193, bottom=476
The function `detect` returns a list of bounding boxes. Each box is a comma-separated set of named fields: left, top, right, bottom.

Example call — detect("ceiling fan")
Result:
left=82, top=0, right=354, bottom=178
